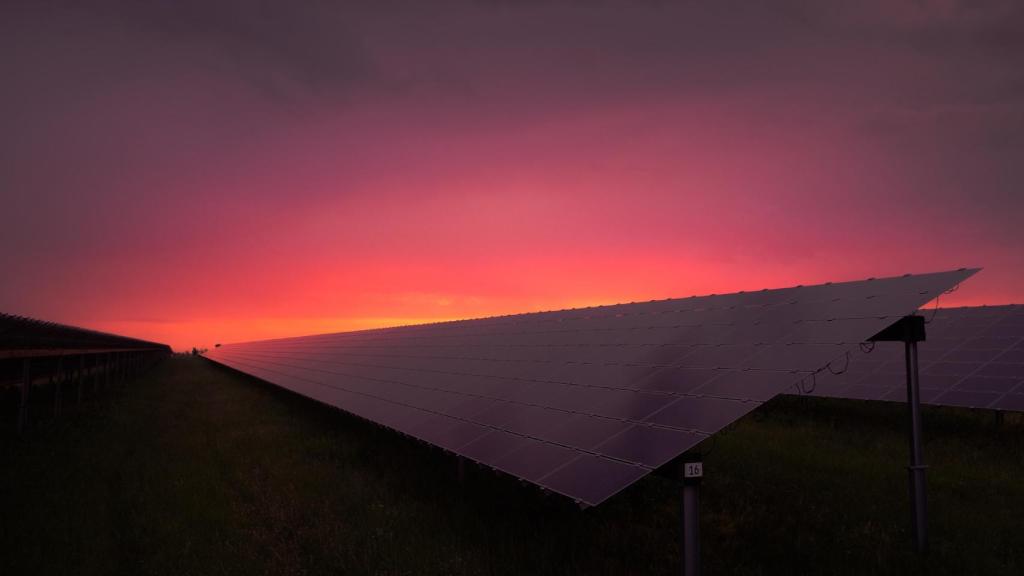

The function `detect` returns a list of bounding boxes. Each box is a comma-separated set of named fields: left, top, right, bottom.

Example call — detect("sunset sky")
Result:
left=3, top=1, right=1023, bottom=351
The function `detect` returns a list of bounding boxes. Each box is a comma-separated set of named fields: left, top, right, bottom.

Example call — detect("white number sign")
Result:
left=684, top=462, right=703, bottom=478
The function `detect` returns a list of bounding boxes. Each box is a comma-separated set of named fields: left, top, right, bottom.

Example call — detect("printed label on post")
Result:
left=684, top=462, right=703, bottom=478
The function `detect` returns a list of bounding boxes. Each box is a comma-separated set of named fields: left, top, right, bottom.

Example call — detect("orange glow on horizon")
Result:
left=80, top=267, right=1009, bottom=353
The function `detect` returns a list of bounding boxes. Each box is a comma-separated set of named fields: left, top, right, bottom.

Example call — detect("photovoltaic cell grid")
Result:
left=806, top=304, right=1024, bottom=411
left=206, top=269, right=976, bottom=506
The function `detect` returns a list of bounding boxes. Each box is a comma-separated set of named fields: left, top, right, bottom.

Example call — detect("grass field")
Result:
left=2, top=355, right=1022, bottom=575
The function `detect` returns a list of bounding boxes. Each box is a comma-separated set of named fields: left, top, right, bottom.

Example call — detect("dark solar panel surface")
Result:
left=806, top=304, right=1024, bottom=411
left=206, top=269, right=976, bottom=505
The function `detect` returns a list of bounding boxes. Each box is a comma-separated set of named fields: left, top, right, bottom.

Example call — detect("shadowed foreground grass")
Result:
left=1, top=355, right=1022, bottom=575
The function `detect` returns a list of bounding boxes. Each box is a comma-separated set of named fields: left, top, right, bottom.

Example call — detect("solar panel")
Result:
left=207, top=269, right=976, bottom=506
left=806, top=304, right=1024, bottom=411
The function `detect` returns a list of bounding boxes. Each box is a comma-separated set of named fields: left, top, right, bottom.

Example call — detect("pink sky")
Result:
left=2, top=1, right=1022, bottom=350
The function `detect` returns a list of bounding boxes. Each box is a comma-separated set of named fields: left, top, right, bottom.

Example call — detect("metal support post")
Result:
left=78, top=355, right=85, bottom=403
left=17, top=358, right=31, bottom=435
left=54, top=356, right=64, bottom=417
left=905, top=339, right=928, bottom=553
left=681, top=454, right=703, bottom=576
left=871, top=314, right=928, bottom=553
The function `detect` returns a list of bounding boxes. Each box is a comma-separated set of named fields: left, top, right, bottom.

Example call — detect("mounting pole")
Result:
left=905, top=337, right=928, bottom=553
left=17, top=358, right=31, bottom=435
left=681, top=453, right=703, bottom=576
left=871, top=314, right=927, bottom=553
left=54, top=355, right=64, bottom=417
left=78, top=355, right=85, bottom=403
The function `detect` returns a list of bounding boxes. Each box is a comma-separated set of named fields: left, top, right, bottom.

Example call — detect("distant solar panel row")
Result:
left=206, top=269, right=976, bottom=506
left=807, top=304, right=1024, bottom=411
left=0, top=312, right=171, bottom=353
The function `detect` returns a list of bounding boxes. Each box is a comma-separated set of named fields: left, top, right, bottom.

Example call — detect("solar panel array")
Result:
left=206, top=269, right=976, bottom=506
left=0, top=312, right=172, bottom=354
left=807, top=304, right=1024, bottom=412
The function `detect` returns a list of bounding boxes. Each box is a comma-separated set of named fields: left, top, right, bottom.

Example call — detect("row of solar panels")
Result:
left=206, top=269, right=980, bottom=506
left=0, top=313, right=171, bottom=353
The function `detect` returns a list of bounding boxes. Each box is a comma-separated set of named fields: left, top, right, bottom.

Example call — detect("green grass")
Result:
left=1, top=356, right=1022, bottom=575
